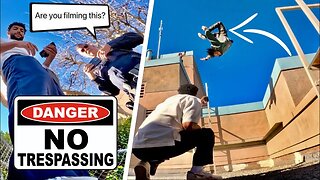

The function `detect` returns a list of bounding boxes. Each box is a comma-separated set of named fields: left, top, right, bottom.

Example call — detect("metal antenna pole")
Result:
left=157, top=20, right=163, bottom=59
left=205, top=83, right=217, bottom=174
left=205, top=83, right=211, bottom=119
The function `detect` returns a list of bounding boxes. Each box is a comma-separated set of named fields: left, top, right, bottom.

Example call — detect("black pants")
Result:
left=208, top=21, right=227, bottom=36
left=133, top=128, right=214, bottom=166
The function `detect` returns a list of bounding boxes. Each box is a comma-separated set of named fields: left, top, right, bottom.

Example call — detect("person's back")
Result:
left=132, top=84, right=222, bottom=180
left=134, top=94, right=201, bottom=148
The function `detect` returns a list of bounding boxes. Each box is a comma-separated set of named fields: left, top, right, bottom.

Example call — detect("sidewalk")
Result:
left=127, top=160, right=319, bottom=180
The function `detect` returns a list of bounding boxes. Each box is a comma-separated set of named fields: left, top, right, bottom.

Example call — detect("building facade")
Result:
left=130, top=51, right=319, bottom=175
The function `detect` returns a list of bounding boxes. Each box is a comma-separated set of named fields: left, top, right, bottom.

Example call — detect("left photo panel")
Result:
left=0, top=0, right=150, bottom=180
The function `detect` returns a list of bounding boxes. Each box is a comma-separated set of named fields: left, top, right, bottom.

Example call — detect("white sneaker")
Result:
left=187, top=171, right=222, bottom=180
left=201, top=26, right=208, bottom=31
left=198, top=33, right=206, bottom=40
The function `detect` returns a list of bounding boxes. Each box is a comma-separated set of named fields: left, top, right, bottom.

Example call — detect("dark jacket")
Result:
left=93, top=32, right=143, bottom=95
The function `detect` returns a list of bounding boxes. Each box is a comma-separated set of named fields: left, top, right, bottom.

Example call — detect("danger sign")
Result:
left=14, top=96, right=117, bottom=170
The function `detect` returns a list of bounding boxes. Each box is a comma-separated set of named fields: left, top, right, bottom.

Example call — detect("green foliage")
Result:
left=117, top=116, right=132, bottom=150
left=0, top=131, right=11, bottom=144
left=89, top=116, right=132, bottom=179
left=1, top=131, right=11, bottom=180
left=104, top=165, right=124, bottom=180
left=1, top=166, right=8, bottom=180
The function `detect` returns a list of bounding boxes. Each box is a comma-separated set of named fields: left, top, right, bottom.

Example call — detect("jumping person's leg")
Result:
left=217, top=22, right=227, bottom=37
left=198, top=33, right=207, bottom=40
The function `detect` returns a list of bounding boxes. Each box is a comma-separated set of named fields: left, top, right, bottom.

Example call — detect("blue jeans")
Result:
left=2, top=55, right=89, bottom=180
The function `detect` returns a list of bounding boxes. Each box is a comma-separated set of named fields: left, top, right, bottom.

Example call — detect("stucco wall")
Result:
left=204, top=110, right=269, bottom=144
left=266, top=91, right=319, bottom=159
left=265, top=67, right=319, bottom=159
left=282, top=68, right=313, bottom=106
left=130, top=53, right=320, bottom=172
left=181, top=55, right=206, bottom=97
left=265, top=73, right=296, bottom=127
left=143, top=64, right=180, bottom=93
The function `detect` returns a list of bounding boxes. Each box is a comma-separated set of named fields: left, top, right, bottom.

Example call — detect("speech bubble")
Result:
left=30, top=3, right=110, bottom=39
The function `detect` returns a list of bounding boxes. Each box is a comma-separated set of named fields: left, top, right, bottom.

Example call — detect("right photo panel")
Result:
left=127, top=0, right=320, bottom=179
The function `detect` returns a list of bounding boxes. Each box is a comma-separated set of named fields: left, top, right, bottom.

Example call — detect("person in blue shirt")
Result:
left=198, top=21, right=233, bottom=61
left=1, top=22, right=90, bottom=180
left=76, top=32, right=143, bottom=110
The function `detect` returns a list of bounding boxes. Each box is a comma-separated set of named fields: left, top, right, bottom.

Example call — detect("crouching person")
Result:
left=132, top=84, right=222, bottom=180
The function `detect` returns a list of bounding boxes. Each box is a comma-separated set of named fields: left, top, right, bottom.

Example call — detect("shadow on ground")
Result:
left=226, top=163, right=320, bottom=180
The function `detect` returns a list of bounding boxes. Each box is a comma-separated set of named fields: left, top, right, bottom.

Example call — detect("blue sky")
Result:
left=0, top=0, right=97, bottom=132
left=147, top=0, right=319, bottom=107
left=1, top=0, right=60, bottom=132
left=1, top=0, right=146, bottom=132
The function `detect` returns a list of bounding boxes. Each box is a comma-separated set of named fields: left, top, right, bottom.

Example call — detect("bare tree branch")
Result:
left=48, top=0, right=147, bottom=95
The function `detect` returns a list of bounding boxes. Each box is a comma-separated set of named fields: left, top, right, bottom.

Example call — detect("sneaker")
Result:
left=187, top=171, right=222, bottom=180
left=201, top=26, right=208, bottom=31
left=134, top=161, right=150, bottom=180
left=125, top=101, right=134, bottom=110
left=198, top=33, right=206, bottom=40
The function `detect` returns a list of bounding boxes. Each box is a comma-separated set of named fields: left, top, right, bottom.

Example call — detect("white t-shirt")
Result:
left=133, top=94, right=201, bottom=148
left=0, top=38, right=31, bottom=69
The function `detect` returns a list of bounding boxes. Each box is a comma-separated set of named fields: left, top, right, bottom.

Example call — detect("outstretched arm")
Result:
left=200, top=55, right=212, bottom=61
left=97, top=32, right=144, bottom=60
left=0, top=40, right=38, bottom=55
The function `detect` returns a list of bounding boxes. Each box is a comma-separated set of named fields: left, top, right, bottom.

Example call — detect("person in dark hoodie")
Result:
left=198, top=21, right=233, bottom=61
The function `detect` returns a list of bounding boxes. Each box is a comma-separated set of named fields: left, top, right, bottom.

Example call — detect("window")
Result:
left=140, top=82, right=146, bottom=98
left=146, top=109, right=153, bottom=117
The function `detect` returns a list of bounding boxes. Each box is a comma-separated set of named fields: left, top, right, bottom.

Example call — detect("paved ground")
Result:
left=223, top=161, right=319, bottom=180
left=128, top=161, right=320, bottom=180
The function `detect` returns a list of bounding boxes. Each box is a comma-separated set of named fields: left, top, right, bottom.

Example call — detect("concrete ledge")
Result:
left=145, top=57, right=181, bottom=67
left=291, top=88, right=317, bottom=118
left=200, top=53, right=316, bottom=117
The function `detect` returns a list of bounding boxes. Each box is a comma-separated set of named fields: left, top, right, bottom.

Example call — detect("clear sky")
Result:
left=1, top=0, right=59, bottom=132
left=147, top=0, right=319, bottom=107
left=0, top=0, right=90, bottom=132
left=0, top=0, right=145, bottom=132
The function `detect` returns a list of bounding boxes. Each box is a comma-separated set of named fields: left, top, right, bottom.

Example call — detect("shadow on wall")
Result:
left=269, top=78, right=277, bottom=109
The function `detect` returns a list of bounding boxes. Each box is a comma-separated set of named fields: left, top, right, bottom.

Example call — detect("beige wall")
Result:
left=266, top=91, right=319, bottom=158
left=143, top=64, right=180, bottom=93
left=182, top=55, right=206, bottom=97
left=130, top=56, right=320, bottom=171
left=214, top=145, right=268, bottom=165
left=265, top=73, right=296, bottom=127
left=140, top=91, right=177, bottom=110
left=283, top=68, right=313, bottom=106
left=264, top=68, right=319, bottom=159
left=204, top=110, right=269, bottom=144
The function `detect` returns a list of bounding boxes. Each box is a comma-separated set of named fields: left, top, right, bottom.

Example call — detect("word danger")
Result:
left=17, top=129, right=114, bottom=167
left=21, top=102, right=110, bottom=122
